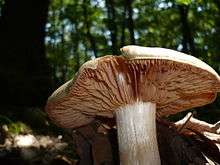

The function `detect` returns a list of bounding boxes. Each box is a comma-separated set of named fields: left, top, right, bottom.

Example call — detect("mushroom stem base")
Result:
left=116, top=102, right=160, bottom=165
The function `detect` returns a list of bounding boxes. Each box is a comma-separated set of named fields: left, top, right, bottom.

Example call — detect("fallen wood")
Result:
left=73, top=118, right=220, bottom=165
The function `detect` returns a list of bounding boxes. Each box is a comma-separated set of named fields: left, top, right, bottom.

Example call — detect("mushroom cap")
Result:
left=46, top=46, right=220, bottom=128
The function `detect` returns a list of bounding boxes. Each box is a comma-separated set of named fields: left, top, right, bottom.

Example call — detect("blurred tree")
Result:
left=82, top=0, right=98, bottom=58
left=213, top=0, right=220, bottom=69
left=105, top=0, right=118, bottom=54
left=0, top=0, right=51, bottom=106
left=127, top=0, right=135, bottom=44
left=178, top=4, right=196, bottom=56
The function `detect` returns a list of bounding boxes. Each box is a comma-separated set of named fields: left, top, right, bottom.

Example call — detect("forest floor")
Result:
left=1, top=106, right=220, bottom=165
left=0, top=106, right=78, bottom=165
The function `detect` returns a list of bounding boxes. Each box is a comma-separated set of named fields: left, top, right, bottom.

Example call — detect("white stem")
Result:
left=116, top=102, right=161, bottom=165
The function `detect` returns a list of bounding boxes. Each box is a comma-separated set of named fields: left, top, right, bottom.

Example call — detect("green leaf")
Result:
left=176, top=0, right=192, bottom=5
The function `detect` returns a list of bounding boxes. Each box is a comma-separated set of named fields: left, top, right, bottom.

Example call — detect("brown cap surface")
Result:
left=46, top=46, right=220, bottom=128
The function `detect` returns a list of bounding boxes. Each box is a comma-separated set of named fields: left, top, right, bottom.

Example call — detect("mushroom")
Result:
left=46, top=45, right=220, bottom=165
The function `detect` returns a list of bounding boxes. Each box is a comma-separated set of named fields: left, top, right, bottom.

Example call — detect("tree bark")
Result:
left=157, top=120, right=211, bottom=165
left=106, top=0, right=118, bottom=54
left=60, top=5, right=67, bottom=83
left=213, top=0, right=220, bottom=67
left=127, top=0, right=135, bottom=45
left=120, top=3, right=126, bottom=47
left=178, top=5, right=196, bottom=57
left=82, top=0, right=98, bottom=58
left=72, top=26, right=80, bottom=72
left=0, top=0, right=51, bottom=106
left=214, top=0, right=220, bottom=10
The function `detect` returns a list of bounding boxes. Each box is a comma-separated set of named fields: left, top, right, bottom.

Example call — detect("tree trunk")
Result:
left=127, top=0, right=135, bottom=45
left=72, top=27, right=80, bottom=72
left=213, top=0, right=220, bottom=68
left=0, top=0, right=51, bottom=106
left=82, top=0, right=98, bottom=58
left=106, top=0, right=118, bottom=54
left=120, top=3, right=126, bottom=47
left=60, top=7, right=67, bottom=83
left=214, top=0, right=220, bottom=10
left=178, top=5, right=196, bottom=57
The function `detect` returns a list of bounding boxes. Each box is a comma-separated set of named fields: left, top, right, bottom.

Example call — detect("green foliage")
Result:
left=0, top=0, right=4, bottom=6
left=176, top=0, right=192, bottom=5
left=0, top=115, right=31, bottom=135
left=7, top=122, right=30, bottom=135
